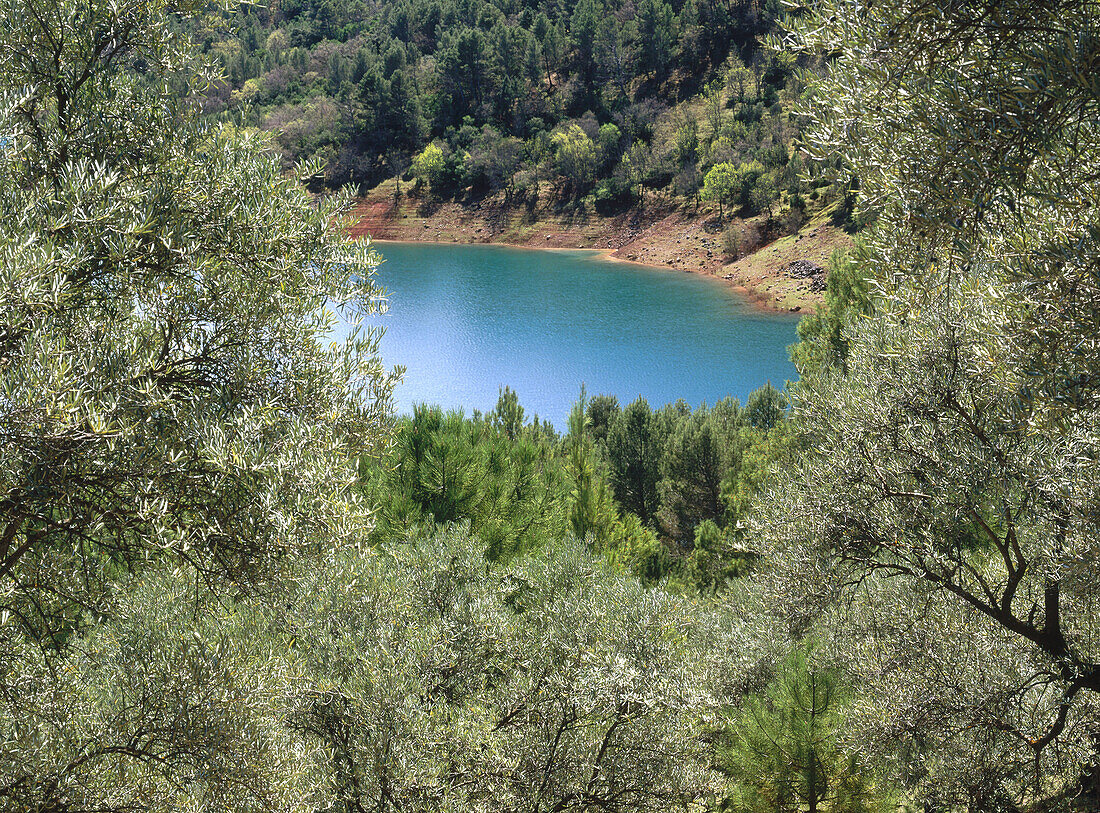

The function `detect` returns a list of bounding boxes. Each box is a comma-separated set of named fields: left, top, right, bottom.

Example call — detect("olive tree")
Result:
left=0, top=0, right=395, bottom=640
left=0, top=0, right=395, bottom=806
left=757, top=0, right=1100, bottom=806
left=280, top=527, right=731, bottom=813
left=1, top=566, right=310, bottom=811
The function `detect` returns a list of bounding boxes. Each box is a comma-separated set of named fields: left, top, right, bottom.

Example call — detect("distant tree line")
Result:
left=195, top=0, right=819, bottom=220
left=361, top=381, right=792, bottom=594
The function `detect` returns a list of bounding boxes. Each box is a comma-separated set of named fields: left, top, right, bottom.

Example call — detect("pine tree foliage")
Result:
left=566, top=388, right=617, bottom=550
left=718, top=643, right=888, bottom=813
left=364, top=400, right=568, bottom=560
left=606, top=397, right=662, bottom=527
left=195, top=0, right=811, bottom=213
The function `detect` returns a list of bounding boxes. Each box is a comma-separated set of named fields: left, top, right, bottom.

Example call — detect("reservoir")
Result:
left=362, top=241, right=799, bottom=428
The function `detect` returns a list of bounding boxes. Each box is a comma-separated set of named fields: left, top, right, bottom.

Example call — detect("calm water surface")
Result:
left=359, top=242, right=799, bottom=428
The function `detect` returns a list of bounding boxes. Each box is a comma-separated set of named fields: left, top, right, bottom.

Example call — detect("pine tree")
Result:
left=719, top=644, right=886, bottom=813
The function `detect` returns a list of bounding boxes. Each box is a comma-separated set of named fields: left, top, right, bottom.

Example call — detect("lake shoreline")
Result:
left=355, top=241, right=800, bottom=429
left=371, top=239, right=784, bottom=314
left=347, top=181, right=852, bottom=315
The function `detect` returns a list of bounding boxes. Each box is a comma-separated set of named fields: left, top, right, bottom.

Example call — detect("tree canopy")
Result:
left=1, top=0, right=397, bottom=619
left=761, top=0, right=1100, bottom=805
left=0, top=0, right=395, bottom=804
left=11, top=0, right=1100, bottom=808
left=189, top=0, right=813, bottom=224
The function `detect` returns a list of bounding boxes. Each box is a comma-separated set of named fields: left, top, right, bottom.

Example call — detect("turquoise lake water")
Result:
left=361, top=241, right=800, bottom=428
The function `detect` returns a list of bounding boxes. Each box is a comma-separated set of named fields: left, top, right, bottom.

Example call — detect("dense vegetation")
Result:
left=764, top=0, right=1100, bottom=806
left=361, top=382, right=790, bottom=591
left=194, top=0, right=819, bottom=221
left=3, top=0, right=1099, bottom=811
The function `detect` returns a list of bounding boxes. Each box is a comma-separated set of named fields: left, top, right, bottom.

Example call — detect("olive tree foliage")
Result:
left=0, top=0, right=395, bottom=807
left=755, top=0, right=1100, bottom=806
left=1, top=567, right=312, bottom=812
left=279, top=527, right=734, bottom=813
left=0, top=0, right=395, bottom=636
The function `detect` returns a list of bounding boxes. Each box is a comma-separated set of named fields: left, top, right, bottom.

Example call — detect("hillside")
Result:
left=195, top=0, right=849, bottom=309
left=197, top=0, right=831, bottom=236
left=348, top=179, right=850, bottom=311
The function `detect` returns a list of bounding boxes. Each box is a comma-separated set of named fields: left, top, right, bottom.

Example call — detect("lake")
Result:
left=360, top=241, right=800, bottom=428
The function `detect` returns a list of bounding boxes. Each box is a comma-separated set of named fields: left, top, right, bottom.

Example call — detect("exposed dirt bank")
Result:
left=346, top=180, right=852, bottom=313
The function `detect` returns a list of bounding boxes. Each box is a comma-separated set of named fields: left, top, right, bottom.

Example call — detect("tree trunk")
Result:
left=807, top=748, right=818, bottom=813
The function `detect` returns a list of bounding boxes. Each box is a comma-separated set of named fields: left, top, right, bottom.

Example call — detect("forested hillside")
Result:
left=194, top=0, right=818, bottom=220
